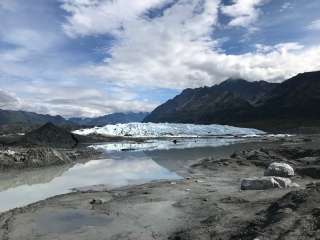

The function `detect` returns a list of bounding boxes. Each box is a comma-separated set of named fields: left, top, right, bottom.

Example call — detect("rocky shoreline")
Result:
left=0, top=135, right=319, bottom=239
left=0, top=145, right=102, bottom=169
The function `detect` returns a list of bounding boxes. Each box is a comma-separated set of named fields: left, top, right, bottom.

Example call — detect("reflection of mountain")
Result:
left=143, top=142, right=267, bottom=173
left=142, top=147, right=221, bottom=173
left=105, top=146, right=232, bottom=174
left=0, top=163, right=74, bottom=192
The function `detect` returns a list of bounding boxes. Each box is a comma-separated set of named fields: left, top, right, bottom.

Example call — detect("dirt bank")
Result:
left=1, top=135, right=320, bottom=240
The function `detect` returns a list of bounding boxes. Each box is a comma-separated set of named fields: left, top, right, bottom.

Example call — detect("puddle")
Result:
left=36, top=209, right=111, bottom=234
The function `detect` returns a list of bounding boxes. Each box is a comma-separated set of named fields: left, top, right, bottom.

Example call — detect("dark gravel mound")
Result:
left=0, top=146, right=72, bottom=169
left=230, top=182, right=320, bottom=240
left=22, top=122, right=79, bottom=148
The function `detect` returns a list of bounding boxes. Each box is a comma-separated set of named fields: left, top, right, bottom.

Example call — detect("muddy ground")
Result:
left=1, top=135, right=320, bottom=240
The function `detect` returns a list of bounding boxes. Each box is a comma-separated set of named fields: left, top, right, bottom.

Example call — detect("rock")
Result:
left=90, top=198, right=106, bottom=205
left=241, top=176, right=292, bottom=190
left=264, top=162, right=294, bottom=177
left=0, top=147, right=72, bottom=169
left=296, top=166, right=320, bottom=179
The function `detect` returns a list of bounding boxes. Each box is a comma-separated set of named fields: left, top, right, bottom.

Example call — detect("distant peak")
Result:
left=219, top=78, right=249, bottom=85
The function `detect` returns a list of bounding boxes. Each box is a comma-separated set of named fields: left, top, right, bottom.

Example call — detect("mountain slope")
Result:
left=0, top=109, right=69, bottom=126
left=144, top=71, right=320, bottom=131
left=70, top=112, right=149, bottom=126
left=21, top=122, right=79, bottom=148
left=144, top=79, right=277, bottom=124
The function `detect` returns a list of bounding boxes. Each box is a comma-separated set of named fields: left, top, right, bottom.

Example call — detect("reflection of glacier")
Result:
left=74, top=122, right=264, bottom=138
left=90, top=137, right=243, bottom=152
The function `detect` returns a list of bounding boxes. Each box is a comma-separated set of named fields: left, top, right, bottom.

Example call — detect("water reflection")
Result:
left=0, top=151, right=181, bottom=212
left=0, top=142, right=255, bottom=212
left=91, top=137, right=242, bottom=152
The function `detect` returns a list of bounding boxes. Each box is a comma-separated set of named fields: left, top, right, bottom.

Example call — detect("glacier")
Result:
left=73, top=122, right=265, bottom=138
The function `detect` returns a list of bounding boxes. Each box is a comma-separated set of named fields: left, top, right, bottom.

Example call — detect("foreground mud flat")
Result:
left=1, top=136, right=320, bottom=240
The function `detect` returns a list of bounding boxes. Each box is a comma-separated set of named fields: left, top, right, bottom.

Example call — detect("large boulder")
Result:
left=241, top=176, right=292, bottom=190
left=264, top=162, right=294, bottom=177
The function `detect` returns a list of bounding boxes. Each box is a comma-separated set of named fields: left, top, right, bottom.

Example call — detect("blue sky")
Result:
left=0, top=0, right=320, bottom=117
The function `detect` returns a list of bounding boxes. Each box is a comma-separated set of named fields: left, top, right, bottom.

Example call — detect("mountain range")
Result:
left=1, top=71, right=320, bottom=133
left=144, top=71, right=320, bottom=132
left=69, top=112, right=149, bottom=126
left=0, top=110, right=149, bottom=134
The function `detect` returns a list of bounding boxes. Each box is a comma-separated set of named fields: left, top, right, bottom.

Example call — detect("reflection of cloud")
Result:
left=0, top=155, right=180, bottom=212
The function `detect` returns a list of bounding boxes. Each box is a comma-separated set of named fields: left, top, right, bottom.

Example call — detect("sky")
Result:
left=0, top=0, right=320, bottom=118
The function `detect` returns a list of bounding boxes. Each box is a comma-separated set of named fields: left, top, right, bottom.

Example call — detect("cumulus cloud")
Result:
left=62, top=0, right=320, bottom=91
left=220, top=0, right=269, bottom=28
left=61, top=0, right=171, bottom=37
left=7, top=83, right=157, bottom=118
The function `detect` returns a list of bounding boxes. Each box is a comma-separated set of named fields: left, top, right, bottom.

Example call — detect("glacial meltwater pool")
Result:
left=0, top=135, right=262, bottom=212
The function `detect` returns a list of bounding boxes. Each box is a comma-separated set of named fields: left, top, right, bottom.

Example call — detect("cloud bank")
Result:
left=62, top=0, right=320, bottom=91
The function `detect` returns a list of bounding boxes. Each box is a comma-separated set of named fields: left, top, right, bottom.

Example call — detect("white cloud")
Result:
left=3, top=29, right=59, bottom=51
left=64, top=0, right=221, bottom=89
left=220, top=0, right=269, bottom=28
left=61, top=0, right=171, bottom=37
left=1, top=82, right=157, bottom=118
left=308, top=19, right=320, bottom=31
left=62, top=0, right=320, bottom=91
left=279, top=2, right=293, bottom=12
left=0, top=89, right=20, bottom=109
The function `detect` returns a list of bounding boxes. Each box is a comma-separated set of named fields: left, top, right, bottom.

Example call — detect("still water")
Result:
left=0, top=138, right=252, bottom=212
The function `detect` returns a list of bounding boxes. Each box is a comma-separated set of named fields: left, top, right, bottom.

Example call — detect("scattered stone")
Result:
left=220, top=196, right=249, bottom=204
left=0, top=147, right=72, bottom=169
left=195, top=179, right=204, bottom=183
left=241, top=176, right=292, bottom=190
left=264, top=162, right=295, bottom=177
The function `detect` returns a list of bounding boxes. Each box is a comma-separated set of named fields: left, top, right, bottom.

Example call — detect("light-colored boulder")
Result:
left=241, top=176, right=292, bottom=190
left=264, top=162, right=294, bottom=177
left=272, top=176, right=292, bottom=188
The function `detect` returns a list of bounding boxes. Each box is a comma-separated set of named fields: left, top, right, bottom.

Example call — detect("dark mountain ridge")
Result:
left=0, top=109, right=69, bottom=126
left=144, top=71, right=320, bottom=132
left=0, top=110, right=149, bottom=135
